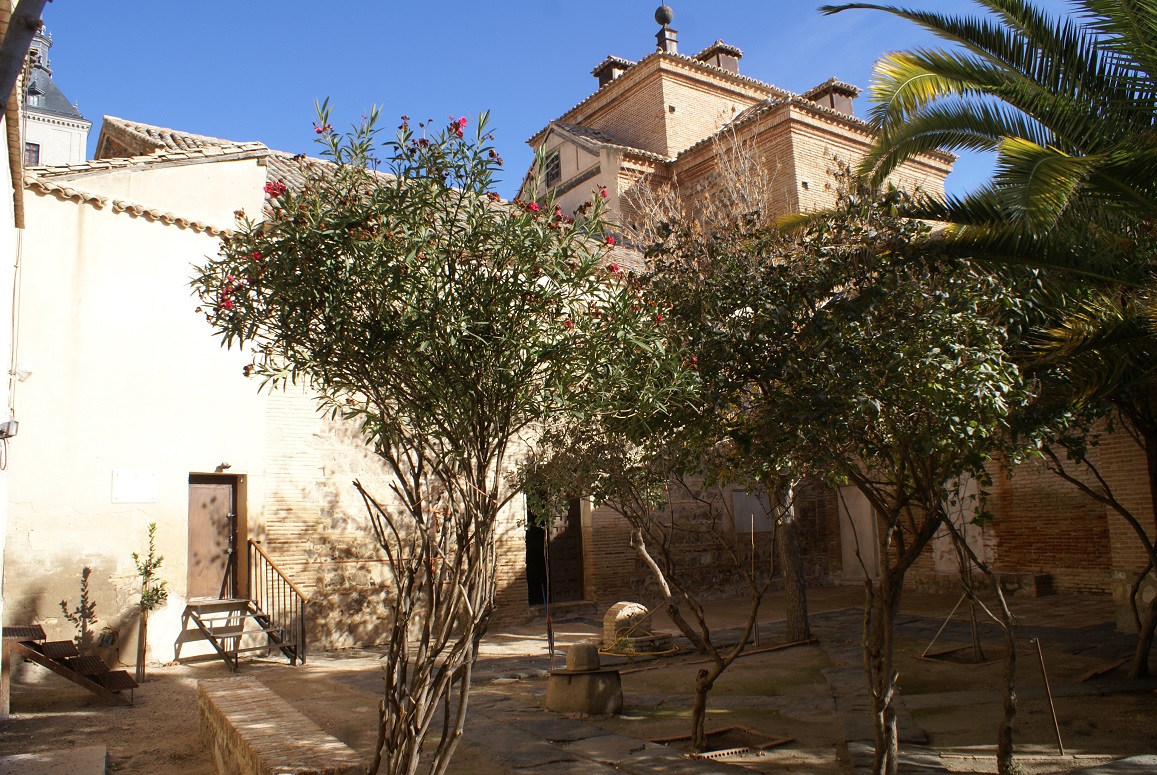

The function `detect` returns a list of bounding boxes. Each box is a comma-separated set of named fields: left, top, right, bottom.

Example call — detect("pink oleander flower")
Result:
left=600, top=187, right=608, bottom=199
left=314, top=123, right=333, bottom=135
left=609, top=263, right=621, bottom=275
left=654, top=314, right=664, bottom=323
left=220, top=298, right=235, bottom=311
left=458, top=117, right=468, bottom=128
left=563, top=319, right=574, bottom=329
left=264, top=181, right=287, bottom=197
left=529, top=202, right=540, bottom=213
left=250, top=251, right=262, bottom=261
left=606, top=236, right=616, bottom=246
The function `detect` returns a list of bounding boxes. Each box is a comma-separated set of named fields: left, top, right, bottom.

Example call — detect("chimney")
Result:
left=592, top=56, right=635, bottom=88
left=802, top=78, right=861, bottom=117
left=695, top=41, right=743, bottom=75
left=655, top=5, right=678, bottom=54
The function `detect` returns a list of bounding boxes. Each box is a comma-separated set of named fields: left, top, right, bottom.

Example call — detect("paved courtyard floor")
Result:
left=1, top=587, right=1155, bottom=774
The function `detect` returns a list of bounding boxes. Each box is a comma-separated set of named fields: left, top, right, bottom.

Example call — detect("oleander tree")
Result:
left=191, top=105, right=685, bottom=775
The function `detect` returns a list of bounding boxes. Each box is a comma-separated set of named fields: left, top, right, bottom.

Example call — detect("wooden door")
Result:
left=187, top=476, right=236, bottom=599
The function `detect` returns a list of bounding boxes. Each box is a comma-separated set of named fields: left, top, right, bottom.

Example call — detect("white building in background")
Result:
left=22, top=28, right=89, bottom=167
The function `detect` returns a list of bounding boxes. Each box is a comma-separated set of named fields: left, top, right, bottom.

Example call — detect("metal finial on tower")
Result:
left=655, top=6, right=678, bottom=54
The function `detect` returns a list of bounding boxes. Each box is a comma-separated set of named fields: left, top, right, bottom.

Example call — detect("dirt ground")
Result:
left=1, top=587, right=1154, bottom=774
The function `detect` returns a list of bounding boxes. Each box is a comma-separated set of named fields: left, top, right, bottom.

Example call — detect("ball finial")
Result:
left=655, top=5, right=674, bottom=26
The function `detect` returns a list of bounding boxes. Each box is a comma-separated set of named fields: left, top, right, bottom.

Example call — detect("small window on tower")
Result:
left=544, top=150, right=561, bottom=188
left=24, top=143, right=40, bottom=167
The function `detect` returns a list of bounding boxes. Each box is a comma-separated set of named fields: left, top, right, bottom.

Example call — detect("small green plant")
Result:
left=133, top=522, right=168, bottom=613
left=60, top=566, right=98, bottom=652
left=132, top=522, right=167, bottom=681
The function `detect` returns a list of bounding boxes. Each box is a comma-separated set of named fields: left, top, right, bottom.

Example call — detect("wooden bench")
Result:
left=198, top=677, right=366, bottom=775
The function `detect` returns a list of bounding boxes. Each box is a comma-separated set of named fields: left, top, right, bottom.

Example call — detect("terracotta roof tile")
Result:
left=529, top=51, right=793, bottom=147
left=693, top=40, right=744, bottom=60
left=553, top=122, right=671, bottom=163
left=98, top=115, right=257, bottom=156
left=28, top=142, right=268, bottom=179
left=801, top=77, right=861, bottom=99
left=590, top=55, right=636, bottom=77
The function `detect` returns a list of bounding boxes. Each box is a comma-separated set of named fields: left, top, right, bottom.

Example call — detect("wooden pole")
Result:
left=1033, top=638, right=1065, bottom=756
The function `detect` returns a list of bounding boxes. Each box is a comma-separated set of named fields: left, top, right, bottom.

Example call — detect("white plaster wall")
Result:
left=5, top=187, right=269, bottom=665
left=0, top=113, right=16, bottom=650
left=59, top=156, right=268, bottom=227
left=23, top=113, right=89, bottom=166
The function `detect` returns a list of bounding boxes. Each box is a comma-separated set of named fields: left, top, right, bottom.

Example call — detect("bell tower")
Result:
left=22, top=27, right=91, bottom=166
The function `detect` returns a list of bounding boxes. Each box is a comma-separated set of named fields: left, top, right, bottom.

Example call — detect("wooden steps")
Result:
left=2, top=625, right=136, bottom=706
left=175, top=597, right=299, bottom=671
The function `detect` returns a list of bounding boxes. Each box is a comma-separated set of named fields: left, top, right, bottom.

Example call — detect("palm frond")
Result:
left=992, top=137, right=1096, bottom=231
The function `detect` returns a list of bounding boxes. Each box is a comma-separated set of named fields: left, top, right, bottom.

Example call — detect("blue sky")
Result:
left=41, top=0, right=1070, bottom=199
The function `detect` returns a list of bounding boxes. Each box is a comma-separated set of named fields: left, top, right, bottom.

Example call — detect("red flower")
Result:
left=458, top=117, right=468, bottom=128
left=600, top=187, right=608, bottom=199
left=250, top=251, right=262, bottom=260
left=220, top=298, right=235, bottom=311
left=529, top=202, right=540, bottom=213
left=455, top=128, right=464, bottom=139
left=314, top=123, right=333, bottom=135
left=609, top=263, right=622, bottom=275
left=563, top=319, right=574, bottom=329
left=606, top=236, right=616, bottom=246
left=654, top=314, right=664, bottom=323
left=264, top=181, right=288, bottom=198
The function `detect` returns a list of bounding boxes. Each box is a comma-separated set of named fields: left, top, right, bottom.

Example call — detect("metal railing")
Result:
left=247, top=540, right=308, bottom=664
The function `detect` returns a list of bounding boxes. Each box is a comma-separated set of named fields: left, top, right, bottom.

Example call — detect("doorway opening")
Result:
left=526, top=496, right=585, bottom=605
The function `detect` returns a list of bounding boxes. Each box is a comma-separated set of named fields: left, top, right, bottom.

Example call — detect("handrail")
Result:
left=249, top=539, right=309, bottom=599
left=247, top=539, right=308, bottom=664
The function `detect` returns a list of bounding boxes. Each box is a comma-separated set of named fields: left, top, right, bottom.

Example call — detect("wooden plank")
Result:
left=1078, top=657, right=1128, bottom=682
left=687, top=638, right=817, bottom=665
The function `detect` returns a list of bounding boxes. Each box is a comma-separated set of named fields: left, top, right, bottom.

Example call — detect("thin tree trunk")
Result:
left=1130, top=594, right=1157, bottom=679
left=864, top=574, right=902, bottom=775
left=944, top=517, right=1017, bottom=774
left=691, top=668, right=713, bottom=751
left=777, top=482, right=812, bottom=642
left=1133, top=429, right=1157, bottom=679
left=135, top=609, right=148, bottom=683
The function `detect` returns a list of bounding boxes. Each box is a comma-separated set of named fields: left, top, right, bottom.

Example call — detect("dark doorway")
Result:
left=187, top=475, right=238, bottom=599
left=526, top=497, right=585, bottom=605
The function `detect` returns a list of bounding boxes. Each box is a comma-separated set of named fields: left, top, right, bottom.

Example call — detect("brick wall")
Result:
left=581, top=478, right=841, bottom=610
left=987, top=455, right=1113, bottom=594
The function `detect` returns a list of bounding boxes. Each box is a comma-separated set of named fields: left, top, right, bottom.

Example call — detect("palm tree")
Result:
left=821, top=0, right=1157, bottom=686
left=821, top=0, right=1157, bottom=671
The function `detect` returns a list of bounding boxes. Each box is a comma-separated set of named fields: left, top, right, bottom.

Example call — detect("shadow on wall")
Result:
left=7, top=563, right=142, bottom=682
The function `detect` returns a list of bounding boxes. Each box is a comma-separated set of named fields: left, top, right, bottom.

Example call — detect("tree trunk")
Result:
left=135, top=609, right=148, bottom=683
left=690, top=668, right=714, bottom=751
left=1130, top=594, right=1157, bottom=679
left=777, top=482, right=812, bottom=642
left=1134, top=428, right=1157, bottom=677
left=864, top=574, right=902, bottom=775
left=994, top=592, right=1018, bottom=775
